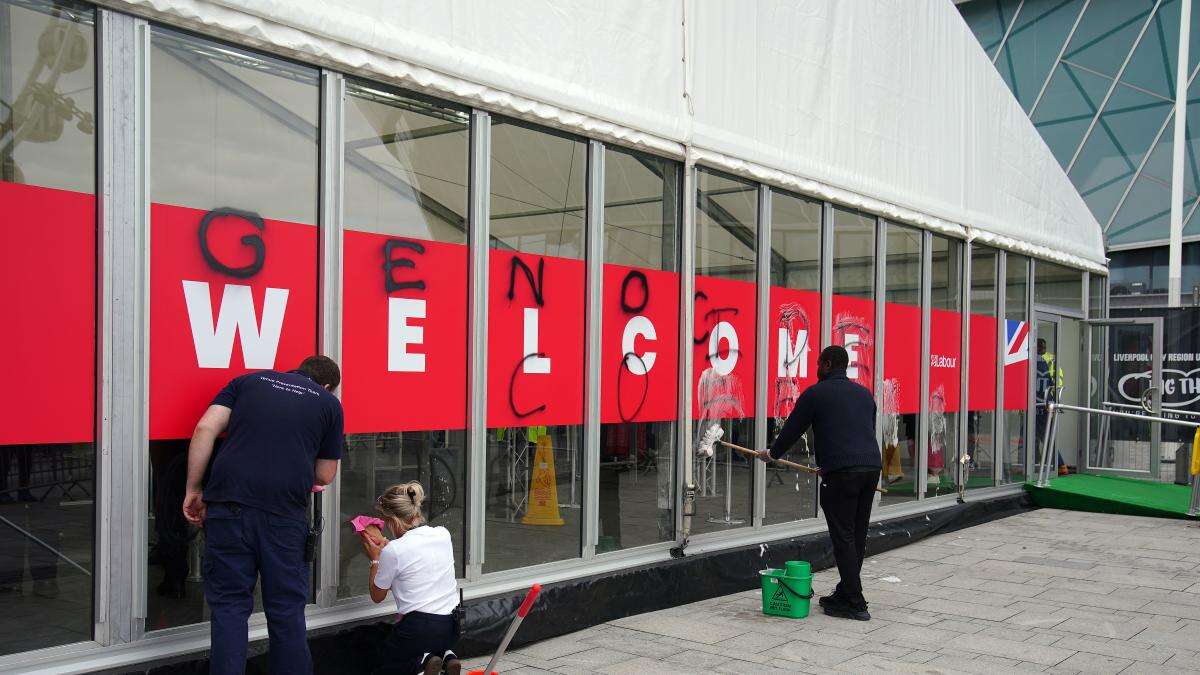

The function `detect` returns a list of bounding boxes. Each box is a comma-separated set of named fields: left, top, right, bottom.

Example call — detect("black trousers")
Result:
left=819, top=469, right=880, bottom=610
left=373, top=611, right=458, bottom=675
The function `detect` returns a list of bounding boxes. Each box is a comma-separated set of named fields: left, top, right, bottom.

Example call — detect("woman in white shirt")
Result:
left=359, top=481, right=461, bottom=675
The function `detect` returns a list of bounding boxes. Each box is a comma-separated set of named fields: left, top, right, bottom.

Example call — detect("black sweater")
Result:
left=768, top=368, right=882, bottom=473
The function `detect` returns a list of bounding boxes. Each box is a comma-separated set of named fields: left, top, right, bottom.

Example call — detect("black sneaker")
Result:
left=422, top=653, right=443, bottom=675
left=823, top=603, right=871, bottom=621
left=442, top=651, right=461, bottom=675
left=818, top=593, right=842, bottom=609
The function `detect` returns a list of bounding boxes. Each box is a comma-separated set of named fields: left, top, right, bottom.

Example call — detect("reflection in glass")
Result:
left=881, top=222, right=920, bottom=504
left=484, top=120, right=586, bottom=572
left=598, top=147, right=679, bottom=552
left=693, top=169, right=756, bottom=534
left=339, top=82, right=468, bottom=597
left=1034, top=260, right=1083, bottom=312
left=929, top=236, right=962, bottom=498
left=765, top=190, right=820, bottom=525
left=0, top=0, right=95, bottom=655
left=967, top=247, right=999, bottom=490
left=1004, top=254, right=1030, bottom=483
left=147, top=27, right=320, bottom=629
left=831, top=208, right=876, bottom=392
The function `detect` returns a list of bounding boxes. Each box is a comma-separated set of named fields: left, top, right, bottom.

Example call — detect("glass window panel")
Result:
left=765, top=190, right=820, bottom=526
left=1062, top=0, right=1156, bottom=79
left=1089, top=273, right=1106, bottom=318
left=832, top=207, right=876, bottom=392
left=484, top=120, right=587, bottom=572
left=1035, top=260, right=1084, bottom=312
left=1107, top=172, right=1197, bottom=246
left=598, top=147, right=680, bottom=552
left=968, top=247, right=999, bottom=490
left=692, top=168, right=756, bottom=534
left=1003, top=255, right=1030, bottom=484
left=0, top=0, right=95, bottom=655
left=1068, top=84, right=1172, bottom=226
left=1109, top=246, right=1162, bottom=295
left=1139, top=78, right=1200, bottom=199
left=1032, top=62, right=1112, bottom=166
left=996, top=0, right=1085, bottom=111
left=1181, top=242, right=1200, bottom=298
left=881, top=222, right=920, bottom=504
left=147, top=28, right=320, bottom=629
left=338, top=81, right=469, bottom=598
left=1119, top=0, right=1181, bottom=100
left=929, top=237, right=963, bottom=498
left=960, top=0, right=1018, bottom=59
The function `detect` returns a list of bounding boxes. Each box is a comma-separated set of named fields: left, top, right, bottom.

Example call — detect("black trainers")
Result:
left=422, top=653, right=443, bottom=675
left=823, top=603, right=871, bottom=621
left=442, top=650, right=461, bottom=675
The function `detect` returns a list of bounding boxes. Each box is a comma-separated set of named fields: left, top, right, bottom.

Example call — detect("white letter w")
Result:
left=182, top=280, right=289, bottom=369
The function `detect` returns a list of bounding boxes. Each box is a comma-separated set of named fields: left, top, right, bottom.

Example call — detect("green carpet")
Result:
left=1026, top=473, right=1196, bottom=520
left=883, top=474, right=997, bottom=494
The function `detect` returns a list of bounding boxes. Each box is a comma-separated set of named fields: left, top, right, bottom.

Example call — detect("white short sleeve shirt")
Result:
left=372, top=525, right=458, bottom=616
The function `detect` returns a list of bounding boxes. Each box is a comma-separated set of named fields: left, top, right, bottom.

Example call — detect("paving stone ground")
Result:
left=465, top=508, right=1200, bottom=673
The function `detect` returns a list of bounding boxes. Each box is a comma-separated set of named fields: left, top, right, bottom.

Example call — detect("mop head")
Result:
left=696, top=424, right=724, bottom=458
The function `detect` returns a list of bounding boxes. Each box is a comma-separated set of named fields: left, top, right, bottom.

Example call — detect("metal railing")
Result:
left=1036, top=402, right=1200, bottom=517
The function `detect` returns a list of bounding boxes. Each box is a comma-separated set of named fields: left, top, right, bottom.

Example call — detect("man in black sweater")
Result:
left=757, top=345, right=882, bottom=621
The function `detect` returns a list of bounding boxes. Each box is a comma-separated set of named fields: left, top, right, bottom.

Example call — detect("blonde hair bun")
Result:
left=376, top=481, right=426, bottom=524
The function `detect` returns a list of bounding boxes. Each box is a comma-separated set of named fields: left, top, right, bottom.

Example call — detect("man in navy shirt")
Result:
left=182, top=355, right=344, bottom=674
left=757, top=345, right=882, bottom=621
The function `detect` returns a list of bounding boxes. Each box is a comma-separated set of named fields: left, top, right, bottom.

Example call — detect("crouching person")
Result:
left=361, top=482, right=461, bottom=675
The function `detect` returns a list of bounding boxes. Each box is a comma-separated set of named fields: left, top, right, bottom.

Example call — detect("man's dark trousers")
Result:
left=204, top=502, right=311, bottom=674
left=819, top=469, right=880, bottom=610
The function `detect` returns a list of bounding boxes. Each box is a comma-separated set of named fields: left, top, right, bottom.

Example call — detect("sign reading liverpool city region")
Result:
left=1, top=182, right=96, bottom=444
left=149, top=203, right=317, bottom=440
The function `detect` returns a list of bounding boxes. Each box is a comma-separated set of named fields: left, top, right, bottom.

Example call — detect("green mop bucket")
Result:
left=760, top=561, right=813, bottom=619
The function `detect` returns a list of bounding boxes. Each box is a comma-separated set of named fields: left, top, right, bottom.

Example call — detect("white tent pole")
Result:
left=1170, top=0, right=1193, bottom=307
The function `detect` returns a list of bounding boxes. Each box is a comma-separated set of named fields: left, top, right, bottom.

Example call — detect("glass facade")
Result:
left=959, top=0, right=1200, bottom=300
left=0, top=2, right=1094, bottom=666
left=0, top=0, right=96, bottom=655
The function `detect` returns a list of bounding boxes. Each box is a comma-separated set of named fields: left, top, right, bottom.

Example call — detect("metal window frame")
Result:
left=753, top=184, right=771, bottom=526
left=918, top=230, right=933, bottom=498
left=316, top=68, right=344, bottom=608
left=1024, top=257, right=1037, bottom=479
left=676, top=163, right=697, bottom=547
left=466, top=109, right=491, bottom=580
left=582, top=139, right=604, bottom=559
left=959, top=242, right=973, bottom=494
left=991, top=0, right=1026, bottom=65
left=995, top=250, right=1007, bottom=486
left=873, top=216, right=886, bottom=507
left=1029, top=0, right=1092, bottom=116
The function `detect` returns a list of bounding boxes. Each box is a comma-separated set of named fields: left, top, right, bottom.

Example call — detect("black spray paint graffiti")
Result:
left=508, top=256, right=548, bottom=419
left=198, top=207, right=265, bottom=278
left=383, top=239, right=427, bottom=293
left=617, top=269, right=651, bottom=423
left=773, top=303, right=810, bottom=425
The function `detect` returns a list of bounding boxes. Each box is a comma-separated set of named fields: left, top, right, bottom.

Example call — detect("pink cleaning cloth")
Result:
left=350, top=515, right=386, bottom=533
left=312, top=485, right=326, bottom=493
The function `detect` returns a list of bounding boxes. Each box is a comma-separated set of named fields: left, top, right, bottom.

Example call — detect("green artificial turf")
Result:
left=882, top=473, right=997, bottom=495
left=1026, top=473, right=1197, bottom=520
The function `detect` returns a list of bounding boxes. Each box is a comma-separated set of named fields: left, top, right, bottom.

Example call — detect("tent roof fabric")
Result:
left=111, top=0, right=1107, bottom=272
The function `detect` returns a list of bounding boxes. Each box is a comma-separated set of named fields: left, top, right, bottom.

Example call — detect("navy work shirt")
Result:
left=768, top=368, right=881, bottom=473
left=204, top=370, right=344, bottom=523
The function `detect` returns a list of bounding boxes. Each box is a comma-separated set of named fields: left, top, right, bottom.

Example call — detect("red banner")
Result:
left=767, top=287, right=819, bottom=421
left=831, top=295, right=875, bottom=392
left=883, top=302, right=920, bottom=414
left=149, top=203, right=317, bottom=439
left=930, top=308, right=962, bottom=414
left=692, top=275, right=756, bottom=419
left=969, top=314, right=998, bottom=410
left=0, top=182, right=95, bottom=444
left=487, top=250, right=586, bottom=428
left=342, top=232, right=469, bottom=433
left=600, top=264, right=679, bottom=424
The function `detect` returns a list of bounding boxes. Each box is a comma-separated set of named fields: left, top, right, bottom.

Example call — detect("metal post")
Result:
left=316, top=68, right=344, bottom=607
left=96, top=9, right=149, bottom=646
left=821, top=202, right=834, bottom=349
left=959, top=242, right=972, bottom=498
left=465, top=110, right=491, bottom=579
left=873, top=217, right=886, bottom=507
left=1170, top=0, right=1193, bottom=307
left=1036, top=404, right=1058, bottom=488
left=582, top=140, right=604, bottom=558
left=1025, top=259, right=1037, bottom=481
left=753, top=185, right=770, bottom=526
left=995, top=251, right=1006, bottom=486
left=918, top=231, right=932, bottom=498
left=675, top=163, right=696, bottom=550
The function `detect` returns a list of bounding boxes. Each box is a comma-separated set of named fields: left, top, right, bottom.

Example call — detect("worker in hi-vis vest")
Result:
left=1035, top=338, right=1069, bottom=475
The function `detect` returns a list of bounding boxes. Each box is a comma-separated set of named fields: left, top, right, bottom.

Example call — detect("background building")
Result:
left=958, top=0, right=1200, bottom=307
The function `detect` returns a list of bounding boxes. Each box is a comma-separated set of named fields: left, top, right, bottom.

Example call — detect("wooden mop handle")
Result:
left=718, top=440, right=888, bottom=494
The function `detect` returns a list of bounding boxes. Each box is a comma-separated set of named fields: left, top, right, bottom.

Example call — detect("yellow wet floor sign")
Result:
left=523, top=434, right=565, bottom=526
